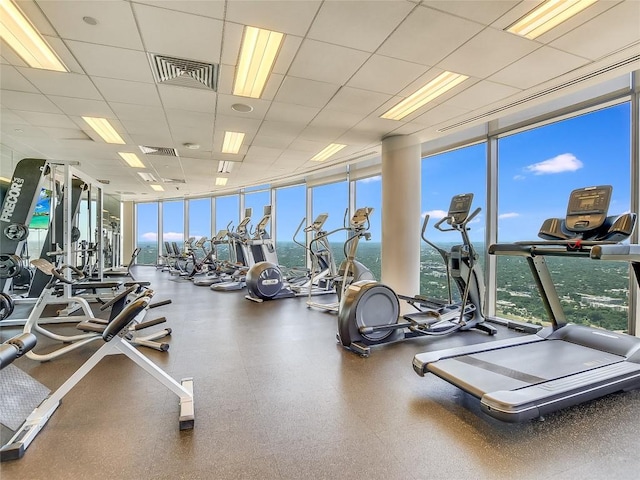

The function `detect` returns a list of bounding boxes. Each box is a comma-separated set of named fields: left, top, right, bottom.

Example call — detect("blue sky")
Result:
left=137, top=102, right=631, bottom=246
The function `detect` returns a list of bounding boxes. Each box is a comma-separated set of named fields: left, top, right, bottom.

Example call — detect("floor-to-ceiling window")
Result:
left=275, top=184, right=306, bottom=268
left=215, top=195, right=239, bottom=262
left=311, top=181, right=349, bottom=266
left=496, top=102, right=631, bottom=331
left=244, top=188, right=271, bottom=236
left=353, top=175, right=382, bottom=279
left=162, top=200, right=185, bottom=253
left=188, top=198, right=212, bottom=259
left=136, top=202, right=158, bottom=265
left=420, top=143, right=487, bottom=302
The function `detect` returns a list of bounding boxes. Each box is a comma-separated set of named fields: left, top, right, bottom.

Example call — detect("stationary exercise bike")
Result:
left=337, top=193, right=496, bottom=356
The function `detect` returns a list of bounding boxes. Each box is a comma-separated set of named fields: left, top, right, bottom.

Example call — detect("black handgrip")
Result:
left=0, top=333, right=37, bottom=369
left=149, top=299, right=171, bottom=309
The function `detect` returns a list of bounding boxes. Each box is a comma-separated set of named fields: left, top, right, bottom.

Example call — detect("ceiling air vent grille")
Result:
left=438, top=54, right=640, bottom=132
left=162, top=178, right=186, bottom=184
left=148, top=53, right=218, bottom=91
left=139, top=145, right=179, bottom=157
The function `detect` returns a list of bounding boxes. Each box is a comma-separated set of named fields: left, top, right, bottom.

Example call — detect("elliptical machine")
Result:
left=337, top=193, right=496, bottom=356
left=245, top=213, right=337, bottom=302
left=307, top=207, right=376, bottom=313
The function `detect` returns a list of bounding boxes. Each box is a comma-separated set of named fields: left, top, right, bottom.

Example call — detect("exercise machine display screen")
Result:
left=565, top=185, right=611, bottom=232
left=447, top=193, right=473, bottom=224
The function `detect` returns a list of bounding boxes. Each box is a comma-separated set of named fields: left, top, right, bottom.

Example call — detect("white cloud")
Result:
left=499, top=212, right=520, bottom=220
left=513, top=174, right=525, bottom=180
left=163, top=232, right=185, bottom=241
left=141, top=232, right=157, bottom=241
left=358, top=175, right=381, bottom=184
left=525, top=153, right=583, bottom=175
left=422, top=209, right=448, bottom=220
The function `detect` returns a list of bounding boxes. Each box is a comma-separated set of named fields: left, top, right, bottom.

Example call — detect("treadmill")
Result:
left=413, top=185, right=640, bottom=422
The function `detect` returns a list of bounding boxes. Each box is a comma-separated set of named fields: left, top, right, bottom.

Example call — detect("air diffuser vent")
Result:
left=139, top=145, right=179, bottom=157
left=148, top=53, right=218, bottom=91
left=97, top=179, right=110, bottom=184
left=438, top=55, right=640, bottom=132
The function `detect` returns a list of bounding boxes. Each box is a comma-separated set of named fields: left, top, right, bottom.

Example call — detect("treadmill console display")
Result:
left=565, top=185, right=612, bottom=232
left=447, top=193, right=473, bottom=225
left=311, top=213, right=328, bottom=231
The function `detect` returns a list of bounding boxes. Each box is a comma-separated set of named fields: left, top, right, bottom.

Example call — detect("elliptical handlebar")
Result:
left=292, top=217, right=308, bottom=249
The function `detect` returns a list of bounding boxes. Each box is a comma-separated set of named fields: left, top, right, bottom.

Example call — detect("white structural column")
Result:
left=381, top=135, right=421, bottom=300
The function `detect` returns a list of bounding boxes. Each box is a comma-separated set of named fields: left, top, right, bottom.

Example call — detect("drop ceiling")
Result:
left=1, top=0, right=639, bottom=201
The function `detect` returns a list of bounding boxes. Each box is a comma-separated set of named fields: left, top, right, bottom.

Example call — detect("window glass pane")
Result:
left=245, top=190, right=271, bottom=235
left=188, top=198, right=211, bottom=240
left=354, top=176, right=381, bottom=279
left=275, top=184, right=306, bottom=268
left=163, top=200, right=184, bottom=253
left=312, top=181, right=348, bottom=265
left=497, top=103, right=631, bottom=331
left=136, top=202, right=158, bottom=265
left=215, top=195, right=239, bottom=262
left=420, top=143, right=487, bottom=301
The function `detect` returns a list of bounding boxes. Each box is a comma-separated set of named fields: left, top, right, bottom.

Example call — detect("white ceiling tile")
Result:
left=259, top=73, right=284, bottom=102
left=258, top=121, right=305, bottom=139
left=437, top=27, right=539, bottom=79
left=0, top=65, right=38, bottom=93
left=37, top=0, right=143, bottom=50
left=288, top=40, right=370, bottom=85
left=220, top=21, right=244, bottom=66
left=213, top=115, right=262, bottom=135
left=411, top=102, right=472, bottom=127
left=251, top=134, right=294, bottom=150
left=274, top=76, right=340, bottom=108
left=378, top=6, right=484, bottom=65
left=489, top=46, right=591, bottom=90
left=550, top=1, right=640, bottom=60
left=129, top=132, right=173, bottom=146
left=132, top=3, right=223, bottom=62
left=131, top=1, right=225, bottom=19
left=310, top=109, right=364, bottom=130
left=424, top=1, right=520, bottom=25
left=350, top=116, right=404, bottom=139
left=119, top=118, right=171, bottom=136
left=168, top=127, right=214, bottom=151
left=40, top=36, right=85, bottom=74
left=92, top=77, right=162, bottom=106
left=272, top=35, right=304, bottom=76
left=308, top=1, right=414, bottom=52
left=165, top=109, right=214, bottom=131
left=325, top=87, right=391, bottom=115
left=0, top=91, right=63, bottom=113
left=41, top=127, right=92, bottom=140
left=347, top=55, right=428, bottom=95
left=244, top=145, right=282, bottom=163
left=109, top=102, right=165, bottom=121
left=12, top=111, right=76, bottom=128
left=66, top=40, right=154, bottom=83
left=288, top=138, right=328, bottom=153
left=265, top=102, right=319, bottom=123
left=49, top=95, right=115, bottom=118
left=298, top=125, right=345, bottom=142
left=158, top=85, right=217, bottom=113
left=446, top=80, right=522, bottom=111
left=18, top=69, right=102, bottom=99
left=0, top=109, right=31, bottom=126
left=225, top=1, right=322, bottom=36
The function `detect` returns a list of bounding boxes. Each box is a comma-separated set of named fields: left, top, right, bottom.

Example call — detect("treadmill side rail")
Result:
left=412, top=333, right=547, bottom=376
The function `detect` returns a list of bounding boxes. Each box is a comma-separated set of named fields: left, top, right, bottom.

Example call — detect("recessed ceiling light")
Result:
left=231, top=103, right=254, bottom=113
left=0, top=0, right=68, bottom=72
left=233, top=26, right=284, bottom=99
left=222, top=131, right=245, bottom=154
left=118, top=152, right=145, bottom=168
left=380, top=71, right=468, bottom=121
left=150, top=184, right=164, bottom=192
left=215, top=177, right=228, bottom=186
left=82, top=116, right=125, bottom=144
left=310, top=144, right=347, bottom=162
left=506, top=0, right=598, bottom=39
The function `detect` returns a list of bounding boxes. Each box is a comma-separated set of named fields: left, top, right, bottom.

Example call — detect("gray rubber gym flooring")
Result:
left=1, top=266, right=639, bottom=479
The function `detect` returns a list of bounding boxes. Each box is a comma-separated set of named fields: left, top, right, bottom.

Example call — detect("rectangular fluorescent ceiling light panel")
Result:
left=0, top=0, right=68, bottom=72
left=82, top=117, right=125, bottom=144
left=218, top=161, right=234, bottom=174
left=310, top=143, right=347, bottom=162
left=150, top=184, right=164, bottom=191
left=118, top=152, right=145, bottom=168
left=0, top=176, right=11, bottom=183
left=506, top=0, right=598, bottom=39
left=215, top=177, right=228, bottom=186
left=137, top=171, right=157, bottom=182
left=381, top=71, right=468, bottom=121
left=233, top=26, right=284, bottom=99
left=222, top=131, right=245, bottom=154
